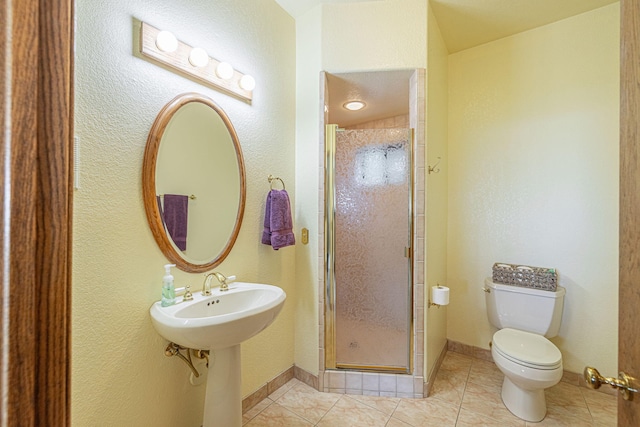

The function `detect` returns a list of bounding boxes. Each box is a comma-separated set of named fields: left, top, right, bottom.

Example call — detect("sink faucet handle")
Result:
left=183, top=285, right=193, bottom=301
left=175, top=285, right=193, bottom=301
left=212, top=272, right=234, bottom=291
left=214, top=272, right=230, bottom=291
left=217, top=274, right=236, bottom=292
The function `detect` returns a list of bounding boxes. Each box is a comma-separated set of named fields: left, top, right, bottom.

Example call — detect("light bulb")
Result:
left=155, top=30, right=178, bottom=53
left=216, top=62, right=234, bottom=80
left=189, top=47, right=209, bottom=67
left=239, top=75, right=256, bottom=91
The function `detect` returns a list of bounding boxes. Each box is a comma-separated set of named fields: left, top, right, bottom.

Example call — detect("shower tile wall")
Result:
left=318, top=69, right=426, bottom=398
left=347, top=114, right=409, bottom=130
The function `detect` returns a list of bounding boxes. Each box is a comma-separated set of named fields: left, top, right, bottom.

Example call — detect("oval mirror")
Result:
left=143, top=93, right=246, bottom=273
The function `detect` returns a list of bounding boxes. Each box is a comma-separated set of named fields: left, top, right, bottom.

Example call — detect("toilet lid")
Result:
left=493, top=328, right=562, bottom=368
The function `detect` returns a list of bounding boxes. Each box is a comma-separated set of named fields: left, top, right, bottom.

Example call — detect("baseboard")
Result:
left=242, top=365, right=319, bottom=413
left=447, top=339, right=493, bottom=361
left=294, top=365, right=319, bottom=390
left=446, top=339, right=617, bottom=396
left=424, top=340, right=448, bottom=397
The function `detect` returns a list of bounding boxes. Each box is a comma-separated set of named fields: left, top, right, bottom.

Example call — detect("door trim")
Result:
left=0, top=0, right=74, bottom=424
left=618, top=0, right=640, bottom=424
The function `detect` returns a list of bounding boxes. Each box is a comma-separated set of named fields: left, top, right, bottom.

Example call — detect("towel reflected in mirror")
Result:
left=159, top=194, right=189, bottom=251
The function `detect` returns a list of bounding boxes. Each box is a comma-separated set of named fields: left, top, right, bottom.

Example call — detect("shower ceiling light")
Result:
left=344, top=101, right=366, bottom=111
left=139, top=21, right=254, bottom=102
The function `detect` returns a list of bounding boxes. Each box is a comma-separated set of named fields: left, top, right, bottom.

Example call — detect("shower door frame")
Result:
left=319, top=69, right=426, bottom=398
left=324, top=124, right=415, bottom=374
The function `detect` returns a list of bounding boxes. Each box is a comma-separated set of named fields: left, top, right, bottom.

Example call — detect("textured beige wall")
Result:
left=321, top=0, right=427, bottom=72
left=73, top=1, right=295, bottom=425
left=293, top=4, right=323, bottom=375
left=425, top=3, right=449, bottom=380
left=446, top=4, right=619, bottom=374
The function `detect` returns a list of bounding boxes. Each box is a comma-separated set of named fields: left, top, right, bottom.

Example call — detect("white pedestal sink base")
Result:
left=203, top=345, right=241, bottom=427
left=149, top=283, right=286, bottom=426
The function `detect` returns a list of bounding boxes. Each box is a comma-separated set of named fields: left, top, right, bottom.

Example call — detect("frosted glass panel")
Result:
left=334, top=129, right=411, bottom=369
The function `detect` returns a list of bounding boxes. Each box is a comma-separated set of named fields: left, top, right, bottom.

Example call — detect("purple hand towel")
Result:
left=162, top=194, right=189, bottom=251
left=261, top=191, right=273, bottom=245
left=262, top=189, right=295, bottom=250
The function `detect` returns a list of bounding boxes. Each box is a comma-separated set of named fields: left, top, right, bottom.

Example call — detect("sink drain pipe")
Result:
left=164, top=342, right=210, bottom=378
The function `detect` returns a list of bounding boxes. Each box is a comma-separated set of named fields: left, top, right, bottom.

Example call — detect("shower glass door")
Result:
left=325, top=125, right=413, bottom=372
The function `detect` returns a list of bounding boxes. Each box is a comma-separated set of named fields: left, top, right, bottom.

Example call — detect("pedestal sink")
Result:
left=150, top=282, right=286, bottom=427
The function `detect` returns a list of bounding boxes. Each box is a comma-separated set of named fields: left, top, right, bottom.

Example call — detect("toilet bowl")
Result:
left=484, top=278, right=566, bottom=422
left=491, top=328, right=563, bottom=422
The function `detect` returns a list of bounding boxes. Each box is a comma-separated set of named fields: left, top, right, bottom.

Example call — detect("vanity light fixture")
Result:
left=155, top=30, right=178, bottom=53
left=343, top=100, right=366, bottom=111
left=139, top=21, right=254, bottom=102
left=188, top=47, right=209, bottom=68
left=216, top=62, right=234, bottom=80
left=239, top=75, right=256, bottom=91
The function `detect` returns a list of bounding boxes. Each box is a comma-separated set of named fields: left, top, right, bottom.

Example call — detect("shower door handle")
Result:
left=404, top=247, right=412, bottom=258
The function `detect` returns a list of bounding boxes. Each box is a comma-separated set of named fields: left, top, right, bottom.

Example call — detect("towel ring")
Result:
left=268, top=175, right=285, bottom=190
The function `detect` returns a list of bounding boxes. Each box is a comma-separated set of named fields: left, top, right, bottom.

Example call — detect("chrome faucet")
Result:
left=202, top=272, right=232, bottom=295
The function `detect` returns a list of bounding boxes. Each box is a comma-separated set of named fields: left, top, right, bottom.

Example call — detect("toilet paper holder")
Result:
left=428, top=284, right=450, bottom=308
left=428, top=300, right=442, bottom=308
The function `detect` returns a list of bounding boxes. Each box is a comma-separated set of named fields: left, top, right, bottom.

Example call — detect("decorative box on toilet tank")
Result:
left=492, top=263, right=558, bottom=292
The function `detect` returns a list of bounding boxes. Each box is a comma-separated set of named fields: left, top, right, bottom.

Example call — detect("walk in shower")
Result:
left=320, top=69, right=425, bottom=398
left=325, top=124, right=413, bottom=373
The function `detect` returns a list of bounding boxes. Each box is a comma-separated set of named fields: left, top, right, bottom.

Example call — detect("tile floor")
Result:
left=242, top=352, right=617, bottom=426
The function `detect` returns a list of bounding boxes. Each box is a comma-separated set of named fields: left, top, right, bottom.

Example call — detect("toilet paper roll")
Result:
left=431, top=285, right=450, bottom=306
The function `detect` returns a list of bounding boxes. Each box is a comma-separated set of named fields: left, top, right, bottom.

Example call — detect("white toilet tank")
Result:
left=484, top=277, right=565, bottom=337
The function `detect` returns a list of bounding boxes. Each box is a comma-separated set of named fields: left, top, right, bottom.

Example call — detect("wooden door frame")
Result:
left=619, top=0, right=640, bottom=425
left=0, top=0, right=73, bottom=425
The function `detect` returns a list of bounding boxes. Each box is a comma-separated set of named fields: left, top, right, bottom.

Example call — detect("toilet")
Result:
left=484, top=277, right=566, bottom=422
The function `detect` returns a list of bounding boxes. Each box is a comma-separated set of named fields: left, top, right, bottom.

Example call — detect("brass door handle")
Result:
left=584, top=366, right=639, bottom=400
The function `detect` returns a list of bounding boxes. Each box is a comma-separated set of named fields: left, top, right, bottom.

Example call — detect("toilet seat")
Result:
left=493, top=328, right=562, bottom=370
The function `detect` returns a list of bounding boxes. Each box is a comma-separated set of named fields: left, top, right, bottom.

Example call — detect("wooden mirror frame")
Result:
left=142, top=93, right=246, bottom=273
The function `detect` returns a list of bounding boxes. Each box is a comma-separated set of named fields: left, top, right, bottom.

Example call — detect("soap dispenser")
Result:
left=161, top=264, right=177, bottom=307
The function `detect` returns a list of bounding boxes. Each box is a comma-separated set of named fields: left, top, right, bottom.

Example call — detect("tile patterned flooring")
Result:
left=243, top=352, right=617, bottom=426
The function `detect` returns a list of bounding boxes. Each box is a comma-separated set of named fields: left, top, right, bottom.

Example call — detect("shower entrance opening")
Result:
left=325, top=124, right=413, bottom=373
